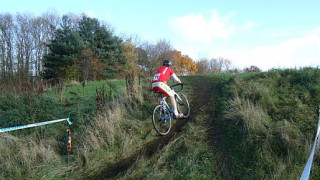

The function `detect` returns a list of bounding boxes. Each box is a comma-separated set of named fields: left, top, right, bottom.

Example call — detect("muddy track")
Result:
left=196, top=76, right=235, bottom=180
left=88, top=82, right=198, bottom=179
left=87, top=76, right=232, bottom=179
left=186, top=76, right=234, bottom=179
left=87, top=118, right=188, bottom=180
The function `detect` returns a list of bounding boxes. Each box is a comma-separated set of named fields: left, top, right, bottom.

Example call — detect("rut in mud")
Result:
left=87, top=118, right=188, bottom=180
left=194, top=76, right=235, bottom=180
left=87, top=76, right=232, bottom=179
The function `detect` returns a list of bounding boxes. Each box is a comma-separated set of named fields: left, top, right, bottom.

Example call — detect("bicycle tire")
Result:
left=152, top=104, right=172, bottom=135
left=176, top=92, right=190, bottom=118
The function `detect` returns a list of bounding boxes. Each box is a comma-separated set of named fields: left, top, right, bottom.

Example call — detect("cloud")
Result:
left=239, top=21, right=256, bottom=31
left=213, top=28, right=320, bottom=70
left=84, top=10, right=96, bottom=18
left=169, top=10, right=319, bottom=71
left=169, top=10, right=253, bottom=43
left=104, top=12, right=113, bottom=22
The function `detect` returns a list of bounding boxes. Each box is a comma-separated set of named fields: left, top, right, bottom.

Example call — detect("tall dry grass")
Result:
left=115, top=113, right=217, bottom=180
left=228, top=93, right=271, bottom=136
left=0, top=88, right=154, bottom=179
left=226, top=94, right=306, bottom=179
left=223, top=69, right=320, bottom=179
left=0, top=133, right=62, bottom=179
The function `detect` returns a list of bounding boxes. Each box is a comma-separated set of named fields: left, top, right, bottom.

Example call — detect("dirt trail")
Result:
left=190, top=76, right=235, bottom=180
left=88, top=88, right=193, bottom=179
left=88, top=76, right=232, bottom=179
left=87, top=118, right=187, bottom=180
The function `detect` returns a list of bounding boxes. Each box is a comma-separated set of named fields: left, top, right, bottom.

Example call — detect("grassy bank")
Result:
left=114, top=116, right=217, bottom=180
left=0, top=80, right=125, bottom=131
left=0, top=79, right=157, bottom=179
left=2, top=68, right=320, bottom=179
left=210, top=68, right=320, bottom=179
left=112, top=76, right=218, bottom=179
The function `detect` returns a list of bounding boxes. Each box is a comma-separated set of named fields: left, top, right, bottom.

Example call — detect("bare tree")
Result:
left=195, top=57, right=236, bottom=74
left=0, top=13, right=15, bottom=82
left=209, top=58, right=222, bottom=73
left=196, top=58, right=210, bottom=74
left=0, top=11, right=60, bottom=83
left=209, top=57, right=234, bottom=73
left=155, top=39, right=173, bottom=61
left=244, top=65, right=261, bottom=72
left=33, top=11, right=60, bottom=76
left=15, top=13, right=34, bottom=81
left=137, top=39, right=173, bottom=76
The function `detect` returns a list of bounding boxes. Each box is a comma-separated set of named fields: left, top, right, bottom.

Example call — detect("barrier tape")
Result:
left=0, top=118, right=72, bottom=133
left=300, top=108, right=320, bottom=180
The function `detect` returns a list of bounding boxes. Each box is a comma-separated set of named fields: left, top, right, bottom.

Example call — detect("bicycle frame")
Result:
left=170, top=83, right=184, bottom=103
left=159, top=96, right=173, bottom=120
left=152, top=83, right=189, bottom=135
left=159, top=90, right=185, bottom=117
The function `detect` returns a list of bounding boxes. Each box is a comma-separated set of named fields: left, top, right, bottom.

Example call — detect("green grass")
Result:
left=43, top=79, right=126, bottom=99
left=2, top=68, right=320, bottom=179
left=115, top=113, right=217, bottom=180
left=0, top=79, right=126, bottom=133
left=63, top=79, right=125, bottom=97
left=0, top=78, right=158, bottom=180
left=111, top=76, right=218, bottom=179
left=209, top=67, right=320, bottom=179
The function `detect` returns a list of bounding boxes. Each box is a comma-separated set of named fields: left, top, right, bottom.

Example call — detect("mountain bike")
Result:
left=152, top=83, right=190, bottom=135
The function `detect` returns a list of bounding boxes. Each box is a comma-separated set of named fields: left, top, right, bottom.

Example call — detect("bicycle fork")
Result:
left=159, top=99, right=173, bottom=121
left=175, top=94, right=184, bottom=106
left=159, top=97, right=174, bottom=122
left=159, top=106, right=172, bottom=121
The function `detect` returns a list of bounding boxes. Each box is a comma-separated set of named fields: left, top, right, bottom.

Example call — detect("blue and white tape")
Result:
left=0, top=118, right=72, bottom=133
left=300, top=108, right=320, bottom=180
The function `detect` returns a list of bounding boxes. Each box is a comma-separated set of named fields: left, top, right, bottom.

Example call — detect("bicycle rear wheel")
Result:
left=152, top=105, right=172, bottom=135
left=176, top=92, right=190, bottom=118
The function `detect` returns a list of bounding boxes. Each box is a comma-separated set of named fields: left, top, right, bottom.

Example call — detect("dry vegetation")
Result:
left=0, top=81, right=156, bottom=180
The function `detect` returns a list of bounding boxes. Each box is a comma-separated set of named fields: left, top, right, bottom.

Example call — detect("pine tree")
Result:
left=43, top=15, right=126, bottom=84
left=43, top=15, right=84, bottom=83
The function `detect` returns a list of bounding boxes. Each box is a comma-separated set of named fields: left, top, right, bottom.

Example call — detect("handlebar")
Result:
left=170, top=83, right=184, bottom=91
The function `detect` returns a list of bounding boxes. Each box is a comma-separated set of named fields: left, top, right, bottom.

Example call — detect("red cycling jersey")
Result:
left=151, top=66, right=174, bottom=83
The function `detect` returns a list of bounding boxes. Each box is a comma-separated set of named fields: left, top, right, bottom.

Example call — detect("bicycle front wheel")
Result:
left=176, top=92, right=190, bottom=118
left=152, top=105, right=172, bottom=135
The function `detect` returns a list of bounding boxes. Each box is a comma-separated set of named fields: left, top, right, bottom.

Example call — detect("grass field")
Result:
left=1, top=68, right=320, bottom=179
left=0, top=78, right=160, bottom=179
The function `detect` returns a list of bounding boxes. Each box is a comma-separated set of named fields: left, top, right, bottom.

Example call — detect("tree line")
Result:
left=0, top=11, right=260, bottom=85
left=0, top=11, right=200, bottom=84
left=0, top=11, right=59, bottom=83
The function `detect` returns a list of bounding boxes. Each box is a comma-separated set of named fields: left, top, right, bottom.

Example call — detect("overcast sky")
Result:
left=1, top=0, right=320, bottom=70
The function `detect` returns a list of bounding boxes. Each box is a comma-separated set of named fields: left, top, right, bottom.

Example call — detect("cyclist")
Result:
left=151, top=59, right=183, bottom=119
